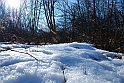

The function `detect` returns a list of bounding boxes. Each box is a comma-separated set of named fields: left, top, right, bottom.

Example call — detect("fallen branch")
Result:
left=11, top=49, right=38, bottom=61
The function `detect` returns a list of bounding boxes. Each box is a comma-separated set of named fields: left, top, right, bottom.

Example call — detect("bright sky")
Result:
left=6, top=0, right=20, bottom=8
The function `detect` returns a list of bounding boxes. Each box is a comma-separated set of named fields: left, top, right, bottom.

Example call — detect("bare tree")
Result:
left=43, top=0, right=58, bottom=43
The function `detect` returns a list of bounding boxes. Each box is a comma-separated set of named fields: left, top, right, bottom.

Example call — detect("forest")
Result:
left=0, top=0, right=124, bottom=53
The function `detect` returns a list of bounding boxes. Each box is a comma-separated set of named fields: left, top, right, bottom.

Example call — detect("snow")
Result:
left=0, top=42, right=124, bottom=83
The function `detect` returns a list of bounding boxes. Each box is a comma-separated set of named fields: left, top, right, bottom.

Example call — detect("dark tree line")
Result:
left=0, top=0, right=124, bottom=53
left=57, top=0, right=124, bottom=53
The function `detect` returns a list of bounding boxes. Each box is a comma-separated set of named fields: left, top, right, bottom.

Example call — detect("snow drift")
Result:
left=0, top=42, right=124, bottom=83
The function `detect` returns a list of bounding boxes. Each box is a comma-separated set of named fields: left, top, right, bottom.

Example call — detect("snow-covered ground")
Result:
left=0, top=42, right=124, bottom=83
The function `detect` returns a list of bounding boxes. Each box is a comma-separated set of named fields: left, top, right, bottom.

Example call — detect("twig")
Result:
left=62, top=65, right=66, bottom=83
left=11, top=49, right=38, bottom=61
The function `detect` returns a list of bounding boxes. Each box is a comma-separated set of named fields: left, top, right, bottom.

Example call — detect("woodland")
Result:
left=0, top=0, right=124, bottom=53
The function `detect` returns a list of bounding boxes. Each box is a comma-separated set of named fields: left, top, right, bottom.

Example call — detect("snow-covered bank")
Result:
left=0, top=42, right=124, bottom=83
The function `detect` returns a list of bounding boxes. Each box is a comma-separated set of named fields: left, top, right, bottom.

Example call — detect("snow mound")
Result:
left=0, top=42, right=124, bottom=83
left=69, top=42, right=95, bottom=50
